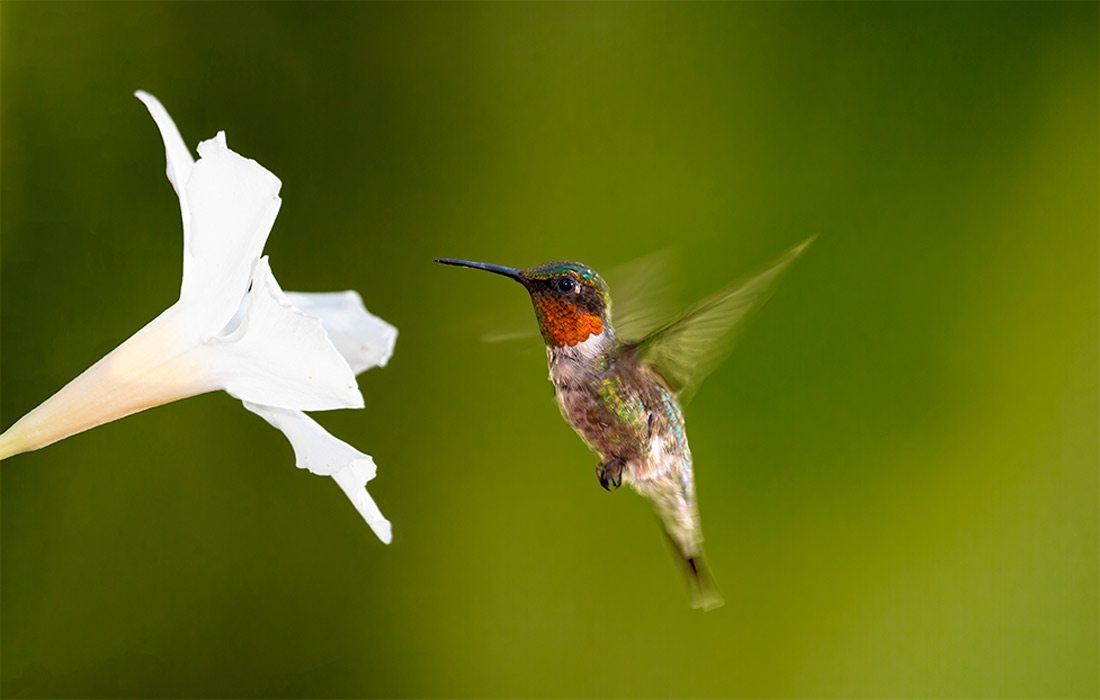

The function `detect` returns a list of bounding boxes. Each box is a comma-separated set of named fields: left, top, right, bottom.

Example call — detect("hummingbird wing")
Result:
left=604, top=248, right=677, bottom=342
left=625, top=237, right=815, bottom=403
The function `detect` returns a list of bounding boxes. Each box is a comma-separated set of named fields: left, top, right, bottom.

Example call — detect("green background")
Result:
left=2, top=3, right=1096, bottom=698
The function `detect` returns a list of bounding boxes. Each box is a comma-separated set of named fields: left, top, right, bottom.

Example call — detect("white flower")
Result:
left=0, top=91, right=397, bottom=543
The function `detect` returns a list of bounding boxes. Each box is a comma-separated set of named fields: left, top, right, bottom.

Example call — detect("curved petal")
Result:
left=284, top=291, right=397, bottom=375
left=204, top=258, right=363, bottom=411
left=135, top=90, right=196, bottom=287
left=181, top=132, right=282, bottom=334
left=331, top=459, right=392, bottom=544
left=243, top=402, right=392, bottom=544
left=135, top=91, right=194, bottom=202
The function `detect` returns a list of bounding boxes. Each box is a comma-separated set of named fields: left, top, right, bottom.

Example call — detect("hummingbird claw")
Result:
left=597, top=458, right=624, bottom=491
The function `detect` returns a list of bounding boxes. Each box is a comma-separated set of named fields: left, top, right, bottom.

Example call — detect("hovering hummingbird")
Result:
left=436, top=238, right=812, bottom=609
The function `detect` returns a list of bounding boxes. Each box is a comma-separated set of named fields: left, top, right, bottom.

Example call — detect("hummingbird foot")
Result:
left=596, top=458, right=624, bottom=491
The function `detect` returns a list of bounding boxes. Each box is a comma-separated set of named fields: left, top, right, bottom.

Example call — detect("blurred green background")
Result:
left=1, top=2, right=1096, bottom=698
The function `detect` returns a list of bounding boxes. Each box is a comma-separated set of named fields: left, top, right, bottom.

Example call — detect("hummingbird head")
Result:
left=435, top=258, right=611, bottom=347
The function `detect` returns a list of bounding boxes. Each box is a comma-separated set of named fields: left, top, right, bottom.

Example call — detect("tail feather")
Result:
left=636, top=467, right=723, bottom=609
left=684, top=555, right=725, bottom=611
left=658, top=520, right=724, bottom=610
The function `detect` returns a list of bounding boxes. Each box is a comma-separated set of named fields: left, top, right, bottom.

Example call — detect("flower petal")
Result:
left=331, top=459, right=392, bottom=544
left=242, top=402, right=392, bottom=544
left=203, top=258, right=363, bottom=411
left=136, top=90, right=196, bottom=288
left=181, top=133, right=282, bottom=334
left=135, top=91, right=194, bottom=202
left=284, top=291, right=397, bottom=375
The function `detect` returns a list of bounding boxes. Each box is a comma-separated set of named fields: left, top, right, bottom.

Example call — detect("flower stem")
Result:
left=0, top=309, right=212, bottom=461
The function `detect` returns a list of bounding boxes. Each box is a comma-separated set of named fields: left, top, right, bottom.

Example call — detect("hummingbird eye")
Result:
left=557, top=277, right=576, bottom=293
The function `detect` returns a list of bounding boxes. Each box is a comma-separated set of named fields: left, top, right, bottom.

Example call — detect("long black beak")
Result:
left=435, top=258, right=525, bottom=283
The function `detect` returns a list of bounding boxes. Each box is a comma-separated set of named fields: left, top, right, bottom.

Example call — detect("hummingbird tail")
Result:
left=645, top=482, right=725, bottom=610
left=684, top=554, right=725, bottom=611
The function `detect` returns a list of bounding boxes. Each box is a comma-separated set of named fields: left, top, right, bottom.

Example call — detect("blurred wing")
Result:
left=476, top=310, right=544, bottom=361
left=480, top=327, right=539, bottom=343
left=628, top=237, right=815, bottom=402
left=606, top=248, right=678, bottom=342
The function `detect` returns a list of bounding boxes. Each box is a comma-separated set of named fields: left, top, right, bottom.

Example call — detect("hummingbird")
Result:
left=436, top=238, right=812, bottom=609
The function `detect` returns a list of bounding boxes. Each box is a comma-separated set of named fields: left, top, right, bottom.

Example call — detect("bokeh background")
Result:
left=2, top=3, right=1096, bottom=698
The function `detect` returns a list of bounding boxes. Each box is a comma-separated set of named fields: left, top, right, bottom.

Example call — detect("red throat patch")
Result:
left=535, top=297, right=604, bottom=346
